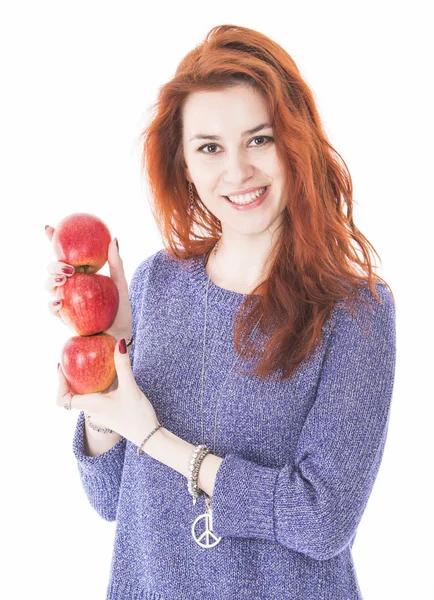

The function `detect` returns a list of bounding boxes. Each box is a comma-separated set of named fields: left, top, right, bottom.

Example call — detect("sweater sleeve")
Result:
left=210, top=282, right=397, bottom=560
left=71, top=252, right=158, bottom=521
left=72, top=411, right=127, bottom=521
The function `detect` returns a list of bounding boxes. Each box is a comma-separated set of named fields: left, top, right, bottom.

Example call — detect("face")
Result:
left=182, top=84, right=287, bottom=241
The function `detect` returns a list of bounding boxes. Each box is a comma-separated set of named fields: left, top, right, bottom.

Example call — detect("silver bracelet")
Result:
left=188, top=444, right=213, bottom=505
left=84, top=413, right=114, bottom=434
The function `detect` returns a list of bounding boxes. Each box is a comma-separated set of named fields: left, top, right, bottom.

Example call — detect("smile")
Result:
left=224, top=186, right=270, bottom=211
left=226, top=186, right=267, bottom=205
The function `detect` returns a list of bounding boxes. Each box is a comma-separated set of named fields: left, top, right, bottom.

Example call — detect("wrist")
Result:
left=138, top=425, right=168, bottom=457
left=84, top=413, right=115, bottom=434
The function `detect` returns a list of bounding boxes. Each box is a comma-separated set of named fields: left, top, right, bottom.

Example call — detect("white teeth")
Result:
left=227, top=186, right=267, bottom=205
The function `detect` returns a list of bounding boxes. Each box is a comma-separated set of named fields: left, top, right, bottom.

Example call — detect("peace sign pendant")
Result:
left=191, top=495, right=222, bottom=548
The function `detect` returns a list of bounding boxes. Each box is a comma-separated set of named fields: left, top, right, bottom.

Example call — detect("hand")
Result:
left=56, top=338, right=160, bottom=446
left=45, top=225, right=132, bottom=342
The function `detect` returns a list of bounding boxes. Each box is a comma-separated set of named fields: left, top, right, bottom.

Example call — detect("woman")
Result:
left=45, top=24, right=396, bottom=600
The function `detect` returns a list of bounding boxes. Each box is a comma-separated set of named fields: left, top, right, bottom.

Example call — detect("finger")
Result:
left=44, top=273, right=68, bottom=295
left=61, top=391, right=106, bottom=413
left=56, top=363, right=73, bottom=409
left=46, top=261, right=75, bottom=276
left=56, top=363, right=106, bottom=413
left=47, top=298, right=63, bottom=317
left=45, top=225, right=55, bottom=242
left=113, top=338, right=134, bottom=389
left=107, top=239, right=128, bottom=291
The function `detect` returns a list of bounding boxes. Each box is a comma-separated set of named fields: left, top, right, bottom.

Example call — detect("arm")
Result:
left=72, top=411, right=127, bottom=521
left=213, top=283, right=396, bottom=559
left=72, top=254, right=156, bottom=520
left=150, top=282, right=396, bottom=560
left=83, top=418, right=123, bottom=458
left=143, top=427, right=224, bottom=499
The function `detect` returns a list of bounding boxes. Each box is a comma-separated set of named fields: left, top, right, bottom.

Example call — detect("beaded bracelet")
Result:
left=137, top=423, right=164, bottom=455
left=84, top=413, right=114, bottom=434
left=187, top=444, right=214, bottom=505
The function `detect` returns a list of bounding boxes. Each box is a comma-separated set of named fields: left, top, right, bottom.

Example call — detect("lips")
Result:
left=224, top=186, right=269, bottom=203
left=224, top=185, right=271, bottom=211
left=223, top=184, right=269, bottom=197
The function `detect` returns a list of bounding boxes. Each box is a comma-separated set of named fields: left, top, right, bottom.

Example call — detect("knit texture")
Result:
left=72, top=248, right=396, bottom=600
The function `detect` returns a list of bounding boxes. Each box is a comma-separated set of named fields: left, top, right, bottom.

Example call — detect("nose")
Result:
left=222, top=149, right=256, bottom=186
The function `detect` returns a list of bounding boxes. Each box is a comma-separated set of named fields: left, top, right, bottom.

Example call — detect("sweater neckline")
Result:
left=187, top=252, right=261, bottom=310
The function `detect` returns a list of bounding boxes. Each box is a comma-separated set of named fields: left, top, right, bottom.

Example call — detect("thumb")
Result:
left=113, top=338, right=133, bottom=388
left=45, top=224, right=55, bottom=242
left=107, top=238, right=128, bottom=290
left=56, top=362, right=73, bottom=408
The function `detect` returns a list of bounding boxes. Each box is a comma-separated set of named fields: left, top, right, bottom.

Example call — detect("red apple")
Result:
left=52, top=213, right=112, bottom=274
left=55, top=272, right=119, bottom=336
left=61, top=333, right=117, bottom=394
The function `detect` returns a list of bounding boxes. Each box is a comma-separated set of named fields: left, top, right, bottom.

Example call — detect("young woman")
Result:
left=46, top=24, right=396, bottom=600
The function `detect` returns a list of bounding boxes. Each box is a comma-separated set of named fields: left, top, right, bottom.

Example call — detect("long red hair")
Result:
left=138, top=24, right=394, bottom=382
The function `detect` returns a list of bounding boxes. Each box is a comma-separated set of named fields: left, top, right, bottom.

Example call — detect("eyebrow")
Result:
left=188, top=122, right=273, bottom=142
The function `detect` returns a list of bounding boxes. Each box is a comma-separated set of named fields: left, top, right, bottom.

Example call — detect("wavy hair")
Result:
left=138, top=23, right=394, bottom=382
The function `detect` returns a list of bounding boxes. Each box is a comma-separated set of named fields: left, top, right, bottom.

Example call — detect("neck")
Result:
left=206, top=235, right=277, bottom=295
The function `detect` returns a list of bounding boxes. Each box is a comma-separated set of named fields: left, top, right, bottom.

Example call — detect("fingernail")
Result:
left=55, top=275, right=65, bottom=283
left=119, top=338, right=127, bottom=354
left=57, top=363, right=60, bottom=370
left=114, top=238, right=119, bottom=251
left=53, top=300, right=61, bottom=306
left=45, top=225, right=50, bottom=231
left=61, top=266, right=75, bottom=275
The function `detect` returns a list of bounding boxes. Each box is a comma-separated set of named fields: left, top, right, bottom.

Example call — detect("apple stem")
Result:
left=76, top=265, right=91, bottom=273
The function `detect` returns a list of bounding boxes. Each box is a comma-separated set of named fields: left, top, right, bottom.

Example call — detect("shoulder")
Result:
left=129, top=248, right=164, bottom=291
left=313, top=280, right=397, bottom=383
left=129, top=248, right=191, bottom=293
left=329, top=280, right=396, bottom=343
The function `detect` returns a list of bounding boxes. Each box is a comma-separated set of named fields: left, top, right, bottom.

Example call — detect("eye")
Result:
left=198, top=143, right=219, bottom=154
left=250, top=135, right=274, bottom=147
left=197, top=135, right=274, bottom=155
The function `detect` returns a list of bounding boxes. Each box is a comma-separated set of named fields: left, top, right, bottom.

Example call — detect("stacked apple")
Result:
left=52, top=213, right=120, bottom=394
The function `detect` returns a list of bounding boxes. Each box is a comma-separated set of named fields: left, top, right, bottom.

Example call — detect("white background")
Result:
left=1, top=1, right=432, bottom=598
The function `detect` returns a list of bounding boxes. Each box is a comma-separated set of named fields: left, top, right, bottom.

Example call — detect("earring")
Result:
left=188, top=181, right=195, bottom=210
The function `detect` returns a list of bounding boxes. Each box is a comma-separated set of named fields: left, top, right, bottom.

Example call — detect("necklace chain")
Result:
left=200, top=240, right=263, bottom=456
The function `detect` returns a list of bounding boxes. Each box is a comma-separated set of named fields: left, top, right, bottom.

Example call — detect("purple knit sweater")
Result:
left=72, top=248, right=396, bottom=599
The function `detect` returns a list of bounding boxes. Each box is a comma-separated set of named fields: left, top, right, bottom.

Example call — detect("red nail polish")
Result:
left=57, top=363, right=60, bottom=370
left=45, top=225, right=50, bottom=231
left=119, top=338, right=127, bottom=354
left=61, top=266, right=75, bottom=275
